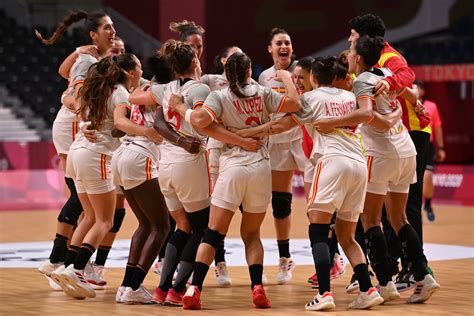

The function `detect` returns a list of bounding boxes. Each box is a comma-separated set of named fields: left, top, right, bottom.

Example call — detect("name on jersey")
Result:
left=232, top=96, right=263, bottom=115
left=324, top=101, right=356, bottom=117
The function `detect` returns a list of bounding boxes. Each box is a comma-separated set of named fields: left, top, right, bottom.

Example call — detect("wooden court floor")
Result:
left=0, top=200, right=473, bottom=315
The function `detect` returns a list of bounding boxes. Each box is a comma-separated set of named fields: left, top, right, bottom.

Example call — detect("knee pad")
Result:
left=57, top=177, right=83, bottom=226
left=308, top=224, right=331, bottom=266
left=272, top=191, right=292, bottom=219
left=364, top=226, right=390, bottom=266
left=110, top=208, right=126, bottom=233
left=187, top=207, right=210, bottom=232
left=202, top=228, right=225, bottom=249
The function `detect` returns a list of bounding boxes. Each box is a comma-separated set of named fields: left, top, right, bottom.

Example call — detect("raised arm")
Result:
left=275, top=70, right=301, bottom=113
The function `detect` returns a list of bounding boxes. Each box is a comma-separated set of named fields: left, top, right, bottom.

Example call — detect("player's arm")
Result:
left=275, top=70, right=301, bottom=112
left=399, top=86, right=418, bottom=104
left=113, top=104, right=162, bottom=144
left=129, top=85, right=158, bottom=106
left=235, top=115, right=298, bottom=138
left=58, top=46, right=99, bottom=79
left=367, top=100, right=403, bottom=130
left=314, top=97, right=373, bottom=133
left=200, top=123, right=261, bottom=152
left=375, top=55, right=415, bottom=95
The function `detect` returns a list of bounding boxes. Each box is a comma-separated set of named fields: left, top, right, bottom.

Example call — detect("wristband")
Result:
left=75, top=47, right=81, bottom=54
left=185, top=109, right=194, bottom=124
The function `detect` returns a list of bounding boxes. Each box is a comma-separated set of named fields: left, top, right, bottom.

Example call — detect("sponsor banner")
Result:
left=432, top=165, right=474, bottom=205
left=412, top=64, right=474, bottom=82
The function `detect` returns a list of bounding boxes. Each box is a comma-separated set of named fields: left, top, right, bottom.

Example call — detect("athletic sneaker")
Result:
left=395, top=270, right=416, bottom=292
left=59, top=264, right=96, bottom=299
left=182, top=285, right=201, bottom=310
left=122, top=286, right=157, bottom=305
left=115, top=286, right=126, bottom=303
left=305, top=292, right=336, bottom=311
left=377, top=281, right=400, bottom=302
left=407, top=274, right=440, bottom=304
left=152, top=287, right=167, bottom=304
left=38, top=260, right=62, bottom=276
left=84, top=261, right=106, bottom=289
left=215, top=262, right=232, bottom=287
left=251, top=285, right=271, bottom=308
left=276, top=257, right=295, bottom=285
left=165, top=288, right=186, bottom=306
left=46, top=276, right=62, bottom=291
left=51, top=265, right=86, bottom=299
left=153, top=258, right=163, bottom=275
left=424, top=204, right=436, bottom=222
left=349, top=287, right=384, bottom=309
left=346, top=274, right=360, bottom=293
left=262, top=273, right=268, bottom=285
left=309, top=255, right=346, bottom=288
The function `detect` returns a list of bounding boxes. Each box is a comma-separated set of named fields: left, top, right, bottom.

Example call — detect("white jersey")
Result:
left=353, top=68, right=416, bottom=159
left=258, top=60, right=301, bottom=143
left=56, top=54, right=98, bottom=124
left=70, top=83, right=126, bottom=156
left=294, top=87, right=365, bottom=163
left=202, top=83, right=286, bottom=172
left=151, top=79, right=210, bottom=164
left=121, top=103, right=160, bottom=161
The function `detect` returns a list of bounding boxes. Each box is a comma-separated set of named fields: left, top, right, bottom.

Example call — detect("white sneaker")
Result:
left=349, top=287, right=384, bottom=309
left=51, top=265, right=85, bottom=299
left=59, top=264, right=96, bottom=299
left=153, top=258, right=163, bottom=275
left=305, top=292, right=336, bottom=311
left=276, top=257, right=295, bottom=285
left=46, top=276, right=62, bottom=291
left=215, top=262, right=232, bottom=287
left=38, top=260, right=62, bottom=276
left=407, top=274, right=440, bottom=304
left=122, top=286, right=157, bottom=305
left=116, top=286, right=126, bottom=303
left=377, top=281, right=400, bottom=302
left=262, top=273, right=268, bottom=285
left=84, top=261, right=107, bottom=290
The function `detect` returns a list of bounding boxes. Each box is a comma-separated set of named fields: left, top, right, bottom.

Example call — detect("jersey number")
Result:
left=245, top=116, right=261, bottom=126
left=167, top=108, right=182, bottom=130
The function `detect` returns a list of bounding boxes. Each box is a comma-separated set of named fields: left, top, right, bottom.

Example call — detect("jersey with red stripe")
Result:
left=203, top=83, right=285, bottom=171
left=377, top=42, right=431, bottom=133
left=293, top=87, right=365, bottom=163
left=258, top=60, right=302, bottom=143
left=71, top=83, right=126, bottom=156
left=354, top=69, right=416, bottom=159
left=151, top=79, right=210, bottom=164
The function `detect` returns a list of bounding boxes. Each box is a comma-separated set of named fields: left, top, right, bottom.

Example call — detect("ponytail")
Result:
left=225, top=52, right=253, bottom=98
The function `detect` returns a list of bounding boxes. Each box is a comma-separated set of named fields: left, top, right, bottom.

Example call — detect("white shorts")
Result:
left=158, top=153, right=211, bottom=213
left=66, top=147, right=115, bottom=194
left=112, top=145, right=158, bottom=190
left=212, top=159, right=271, bottom=213
left=269, top=138, right=307, bottom=172
left=308, top=156, right=367, bottom=222
left=52, top=120, right=79, bottom=155
left=366, top=156, right=417, bottom=195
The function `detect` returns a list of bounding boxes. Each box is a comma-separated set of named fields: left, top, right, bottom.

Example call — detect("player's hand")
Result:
left=314, top=117, right=335, bottom=133
left=78, top=45, right=100, bottom=59
left=436, top=148, right=446, bottom=162
left=275, top=69, right=292, bottom=82
left=414, top=100, right=427, bottom=115
left=81, top=123, right=98, bottom=142
left=374, top=80, right=390, bottom=96
left=177, top=136, right=202, bottom=154
left=144, top=128, right=164, bottom=144
left=168, top=93, right=186, bottom=113
left=239, top=137, right=262, bottom=152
